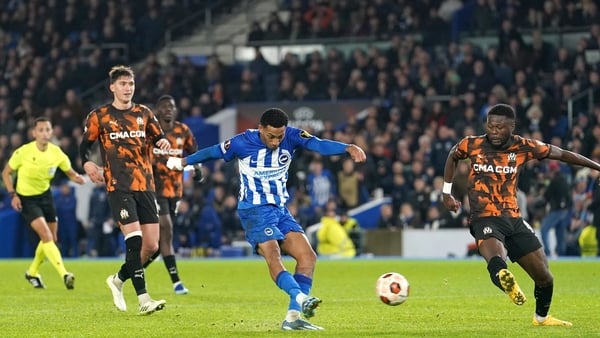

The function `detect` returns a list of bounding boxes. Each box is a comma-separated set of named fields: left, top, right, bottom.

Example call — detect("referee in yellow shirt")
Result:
left=2, top=117, right=85, bottom=289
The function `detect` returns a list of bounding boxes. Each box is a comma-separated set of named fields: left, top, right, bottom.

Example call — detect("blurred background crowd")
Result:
left=1, top=0, right=599, bottom=258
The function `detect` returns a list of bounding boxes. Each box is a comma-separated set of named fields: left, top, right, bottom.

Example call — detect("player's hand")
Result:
left=166, top=157, right=184, bottom=170
left=83, top=161, right=104, bottom=184
left=193, top=163, right=205, bottom=183
left=347, top=144, right=367, bottom=163
left=10, top=195, right=22, bottom=212
left=156, top=138, right=170, bottom=150
left=442, top=194, right=462, bottom=212
left=72, top=174, right=86, bottom=185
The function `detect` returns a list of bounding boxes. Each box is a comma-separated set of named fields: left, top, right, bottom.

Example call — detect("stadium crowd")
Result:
left=1, top=0, right=600, bottom=258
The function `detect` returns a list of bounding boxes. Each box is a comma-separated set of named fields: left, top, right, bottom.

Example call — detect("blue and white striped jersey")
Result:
left=220, top=126, right=312, bottom=209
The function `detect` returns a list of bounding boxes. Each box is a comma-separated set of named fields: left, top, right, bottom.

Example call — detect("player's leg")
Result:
left=20, top=197, right=49, bottom=288
left=513, top=231, right=572, bottom=327
left=136, top=191, right=165, bottom=314
left=239, top=206, right=312, bottom=309
left=472, top=217, right=526, bottom=305
left=159, top=199, right=188, bottom=294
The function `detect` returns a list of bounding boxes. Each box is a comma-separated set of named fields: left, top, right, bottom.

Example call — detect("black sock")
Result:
left=143, top=250, right=161, bottom=269
left=163, top=255, right=180, bottom=283
left=534, top=283, right=553, bottom=317
left=124, top=235, right=146, bottom=295
left=487, top=256, right=507, bottom=291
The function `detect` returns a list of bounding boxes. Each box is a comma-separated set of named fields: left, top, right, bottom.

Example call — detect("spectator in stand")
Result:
left=540, top=161, right=573, bottom=257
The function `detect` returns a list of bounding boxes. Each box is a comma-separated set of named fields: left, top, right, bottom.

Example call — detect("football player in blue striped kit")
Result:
left=166, top=108, right=366, bottom=330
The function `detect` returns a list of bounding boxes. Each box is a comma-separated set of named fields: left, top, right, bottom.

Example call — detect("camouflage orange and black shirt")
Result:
left=149, top=121, right=197, bottom=199
left=82, top=103, right=164, bottom=192
left=453, top=135, right=551, bottom=218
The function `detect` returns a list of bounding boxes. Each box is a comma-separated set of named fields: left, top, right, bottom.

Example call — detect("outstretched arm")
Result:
left=442, top=144, right=462, bottom=212
left=305, top=138, right=366, bottom=162
left=167, top=144, right=222, bottom=170
left=547, top=145, right=600, bottom=172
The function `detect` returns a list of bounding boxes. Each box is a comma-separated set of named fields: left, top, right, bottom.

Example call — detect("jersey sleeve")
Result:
left=7, top=146, right=24, bottom=170
left=83, top=110, right=100, bottom=141
left=453, top=137, right=470, bottom=160
left=144, top=106, right=165, bottom=145
left=527, top=138, right=551, bottom=160
left=220, top=134, right=243, bottom=162
left=183, top=124, right=198, bottom=155
left=80, top=110, right=100, bottom=163
left=57, top=148, right=73, bottom=172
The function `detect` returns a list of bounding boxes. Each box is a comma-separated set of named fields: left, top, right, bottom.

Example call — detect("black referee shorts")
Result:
left=19, top=189, right=57, bottom=225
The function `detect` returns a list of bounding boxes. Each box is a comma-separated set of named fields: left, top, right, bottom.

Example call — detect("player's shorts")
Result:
left=156, top=197, right=179, bottom=217
left=107, top=191, right=159, bottom=226
left=237, top=204, right=305, bottom=252
left=470, top=216, right=542, bottom=262
left=19, top=189, right=57, bottom=225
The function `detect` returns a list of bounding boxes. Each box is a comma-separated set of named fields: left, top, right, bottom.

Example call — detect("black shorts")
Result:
left=19, top=189, right=57, bottom=225
left=156, top=197, right=180, bottom=217
left=107, top=191, right=159, bottom=226
left=470, top=216, right=542, bottom=262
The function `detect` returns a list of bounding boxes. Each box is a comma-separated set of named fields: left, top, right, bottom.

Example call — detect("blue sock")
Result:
left=276, top=271, right=302, bottom=301
left=288, top=273, right=313, bottom=311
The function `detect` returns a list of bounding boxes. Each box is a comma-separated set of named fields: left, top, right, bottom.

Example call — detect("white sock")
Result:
left=285, top=310, right=300, bottom=322
left=295, top=293, right=308, bottom=306
left=138, top=293, right=151, bottom=305
left=535, top=314, right=547, bottom=322
left=113, top=274, right=124, bottom=287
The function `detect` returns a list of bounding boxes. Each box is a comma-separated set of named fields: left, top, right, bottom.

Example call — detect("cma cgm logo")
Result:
left=473, top=163, right=518, bottom=174
left=109, top=130, right=146, bottom=139
left=153, top=148, right=183, bottom=156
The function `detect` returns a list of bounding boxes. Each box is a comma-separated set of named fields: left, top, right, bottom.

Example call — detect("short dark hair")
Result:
left=109, top=65, right=134, bottom=84
left=33, top=116, right=51, bottom=127
left=260, top=108, right=289, bottom=128
left=487, top=104, right=515, bottom=119
left=157, top=95, right=175, bottom=105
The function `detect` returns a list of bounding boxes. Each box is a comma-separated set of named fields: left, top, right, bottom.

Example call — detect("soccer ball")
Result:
left=376, top=272, right=410, bottom=306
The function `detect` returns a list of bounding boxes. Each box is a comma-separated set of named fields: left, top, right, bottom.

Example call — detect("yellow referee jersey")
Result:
left=7, top=141, right=72, bottom=196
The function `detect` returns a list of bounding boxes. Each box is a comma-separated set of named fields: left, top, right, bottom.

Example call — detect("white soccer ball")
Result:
left=376, top=272, right=410, bottom=306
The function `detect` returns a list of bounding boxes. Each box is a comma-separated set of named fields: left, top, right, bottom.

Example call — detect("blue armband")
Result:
left=185, top=144, right=222, bottom=165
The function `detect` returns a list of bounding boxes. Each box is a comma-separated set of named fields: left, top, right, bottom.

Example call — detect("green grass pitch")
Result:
left=0, top=258, right=598, bottom=337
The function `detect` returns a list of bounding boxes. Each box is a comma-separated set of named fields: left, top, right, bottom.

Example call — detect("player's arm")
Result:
left=2, top=162, right=21, bottom=211
left=305, top=137, right=366, bottom=162
left=441, top=143, right=462, bottom=212
left=79, top=111, right=104, bottom=184
left=184, top=127, right=203, bottom=182
left=547, top=145, right=600, bottom=172
left=65, top=168, right=85, bottom=185
left=146, top=107, right=170, bottom=150
left=167, top=144, right=223, bottom=170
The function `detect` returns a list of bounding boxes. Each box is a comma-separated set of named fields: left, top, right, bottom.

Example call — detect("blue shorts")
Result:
left=237, top=205, right=305, bottom=252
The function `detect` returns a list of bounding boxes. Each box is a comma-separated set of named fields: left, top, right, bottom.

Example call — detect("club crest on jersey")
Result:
left=508, top=152, right=516, bottom=163
left=278, top=153, right=290, bottom=165
left=176, top=137, right=183, bottom=145
left=136, top=116, right=144, bottom=127
left=300, top=130, right=312, bottom=138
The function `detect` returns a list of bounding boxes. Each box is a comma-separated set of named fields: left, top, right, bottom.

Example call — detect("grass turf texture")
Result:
left=1, top=258, right=597, bottom=337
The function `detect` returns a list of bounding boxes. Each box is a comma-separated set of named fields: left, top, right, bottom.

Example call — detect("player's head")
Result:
left=109, top=65, right=135, bottom=105
left=486, top=103, right=515, bottom=147
left=259, top=108, right=289, bottom=150
left=156, top=95, right=176, bottom=122
left=32, top=117, right=52, bottom=145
